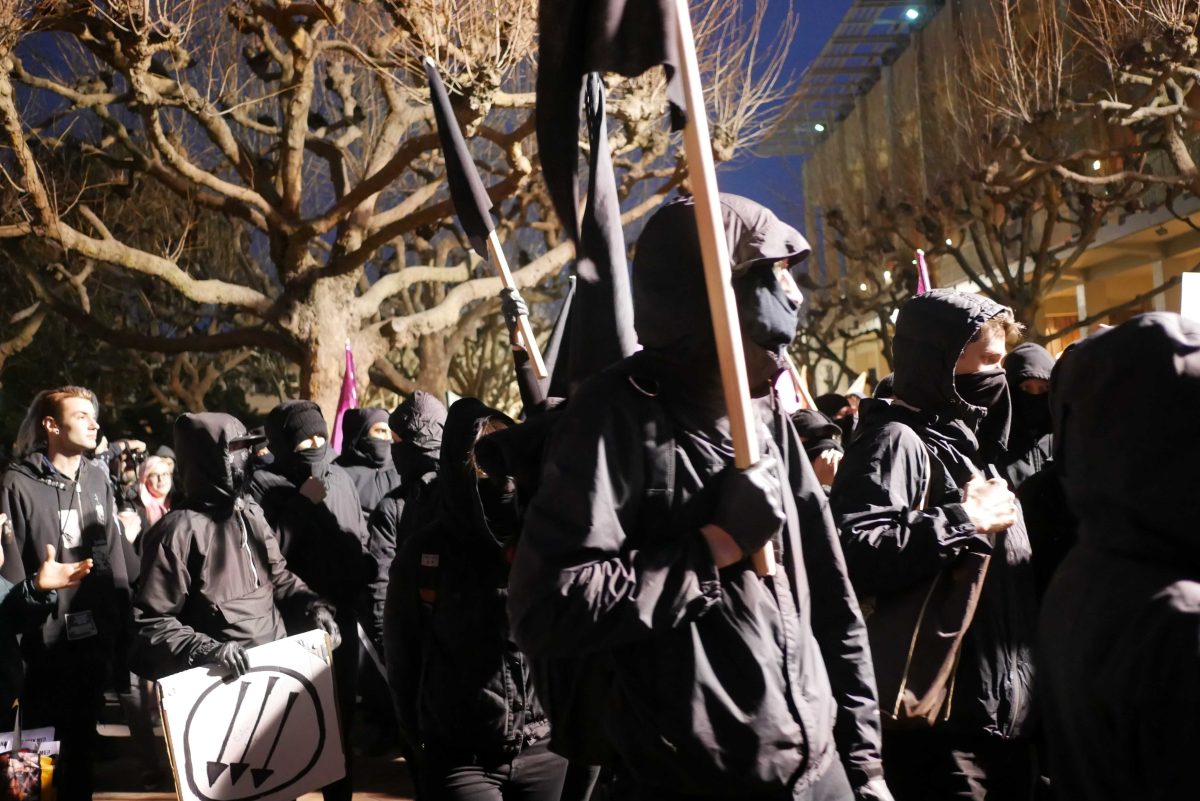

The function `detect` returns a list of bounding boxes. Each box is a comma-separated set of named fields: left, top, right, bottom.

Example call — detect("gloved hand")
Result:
left=499, top=288, right=529, bottom=341
left=855, top=776, right=896, bottom=801
left=309, top=603, right=342, bottom=650
left=711, top=456, right=786, bottom=556
left=208, top=642, right=249, bottom=678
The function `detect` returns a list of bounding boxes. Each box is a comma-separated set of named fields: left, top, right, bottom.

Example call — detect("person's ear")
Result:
left=43, top=416, right=60, bottom=435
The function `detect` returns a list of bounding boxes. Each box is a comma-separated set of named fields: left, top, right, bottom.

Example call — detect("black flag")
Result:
left=424, top=58, right=494, bottom=260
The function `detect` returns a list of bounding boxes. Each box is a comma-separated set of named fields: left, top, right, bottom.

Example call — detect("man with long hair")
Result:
left=1, top=386, right=131, bottom=801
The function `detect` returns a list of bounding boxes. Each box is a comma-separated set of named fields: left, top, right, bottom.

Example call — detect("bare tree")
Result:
left=0, top=0, right=796, bottom=418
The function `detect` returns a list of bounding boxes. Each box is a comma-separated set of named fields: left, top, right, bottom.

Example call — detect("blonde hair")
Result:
left=972, top=311, right=1024, bottom=346
left=13, top=386, right=99, bottom=458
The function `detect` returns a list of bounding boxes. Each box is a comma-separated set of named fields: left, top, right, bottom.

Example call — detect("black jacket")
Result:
left=131, top=413, right=321, bottom=679
left=1, top=576, right=55, bottom=712
left=1001, top=342, right=1055, bottom=490
left=248, top=456, right=372, bottom=606
left=389, top=398, right=548, bottom=756
left=0, top=453, right=130, bottom=656
left=830, top=290, right=1037, bottom=739
left=509, top=354, right=885, bottom=797
left=1039, top=313, right=1200, bottom=800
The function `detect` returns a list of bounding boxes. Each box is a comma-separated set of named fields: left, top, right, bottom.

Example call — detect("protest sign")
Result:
left=158, top=631, right=343, bottom=801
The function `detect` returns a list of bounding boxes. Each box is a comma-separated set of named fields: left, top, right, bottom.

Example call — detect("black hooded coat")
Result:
left=1039, top=313, right=1200, bottom=800
left=1000, top=343, right=1054, bottom=490
left=131, top=414, right=321, bottom=679
left=829, top=290, right=1036, bottom=739
left=248, top=404, right=372, bottom=607
left=387, top=398, right=548, bottom=758
left=335, top=408, right=401, bottom=515
left=508, top=196, right=885, bottom=798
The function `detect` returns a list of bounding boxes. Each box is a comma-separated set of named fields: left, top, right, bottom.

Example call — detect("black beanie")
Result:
left=265, top=400, right=328, bottom=455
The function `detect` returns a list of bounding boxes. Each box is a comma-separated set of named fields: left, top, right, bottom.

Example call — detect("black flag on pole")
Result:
left=424, top=58, right=494, bottom=260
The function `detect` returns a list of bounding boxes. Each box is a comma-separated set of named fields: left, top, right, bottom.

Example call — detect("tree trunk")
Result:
left=415, top=334, right=451, bottom=402
left=295, top=273, right=361, bottom=422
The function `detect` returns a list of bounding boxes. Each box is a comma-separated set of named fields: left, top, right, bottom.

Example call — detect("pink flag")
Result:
left=915, top=249, right=932, bottom=295
left=331, top=341, right=358, bottom=454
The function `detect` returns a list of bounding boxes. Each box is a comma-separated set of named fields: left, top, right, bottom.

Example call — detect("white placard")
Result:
left=0, top=727, right=56, bottom=754
left=157, top=631, right=344, bottom=801
left=1181, top=272, right=1200, bottom=322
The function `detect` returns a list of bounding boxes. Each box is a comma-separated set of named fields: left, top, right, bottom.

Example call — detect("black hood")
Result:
left=1051, top=312, right=1200, bottom=563
left=892, top=289, right=1010, bottom=423
left=337, top=407, right=392, bottom=470
left=173, top=413, right=258, bottom=516
left=265, top=400, right=332, bottom=484
left=1006, top=342, right=1055, bottom=444
left=631, top=194, right=810, bottom=358
left=437, top=398, right=517, bottom=552
left=390, top=390, right=447, bottom=480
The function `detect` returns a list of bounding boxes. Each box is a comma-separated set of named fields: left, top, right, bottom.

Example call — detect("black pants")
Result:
left=323, top=604, right=360, bottom=801
left=20, top=641, right=113, bottom=801
left=616, top=758, right=852, bottom=801
left=422, top=739, right=569, bottom=801
left=883, top=730, right=1036, bottom=801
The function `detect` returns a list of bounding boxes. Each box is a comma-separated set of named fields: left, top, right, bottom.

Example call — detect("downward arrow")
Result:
left=206, top=680, right=250, bottom=786
left=250, top=768, right=274, bottom=788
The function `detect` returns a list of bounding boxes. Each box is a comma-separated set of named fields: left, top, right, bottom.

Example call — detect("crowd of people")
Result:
left=2, top=193, right=1197, bottom=801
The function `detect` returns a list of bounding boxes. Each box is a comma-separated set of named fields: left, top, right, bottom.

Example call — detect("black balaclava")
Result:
left=339, top=407, right=392, bottom=469
left=265, top=400, right=331, bottom=485
left=437, top=397, right=518, bottom=552
left=389, top=390, right=447, bottom=482
left=815, top=392, right=854, bottom=439
left=632, top=193, right=811, bottom=398
left=173, top=412, right=257, bottom=518
left=1005, top=342, right=1055, bottom=440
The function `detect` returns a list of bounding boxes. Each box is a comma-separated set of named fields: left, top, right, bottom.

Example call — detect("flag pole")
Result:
left=486, top=230, right=549, bottom=377
left=673, top=0, right=775, bottom=577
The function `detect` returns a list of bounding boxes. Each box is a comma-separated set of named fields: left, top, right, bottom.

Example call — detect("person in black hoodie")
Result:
left=1000, top=342, right=1054, bottom=490
left=336, top=407, right=401, bottom=516
left=0, top=385, right=131, bottom=801
left=829, top=290, right=1037, bottom=800
left=1037, top=313, right=1200, bottom=800
left=131, top=413, right=338, bottom=679
left=509, top=194, right=891, bottom=801
left=248, top=400, right=371, bottom=801
left=390, top=398, right=565, bottom=801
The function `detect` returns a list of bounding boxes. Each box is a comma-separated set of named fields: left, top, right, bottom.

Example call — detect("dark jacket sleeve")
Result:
left=363, top=498, right=399, bottom=648
left=786, top=439, right=885, bottom=790
left=389, top=529, right=425, bottom=749
left=829, top=422, right=982, bottom=597
left=511, top=347, right=547, bottom=414
left=0, top=577, right=56, bottom=631
left=131, top=522, right=217, bottom=678
left=507, top=379, right=722, bottom=659
left=1, top=479, right=30, bottom=584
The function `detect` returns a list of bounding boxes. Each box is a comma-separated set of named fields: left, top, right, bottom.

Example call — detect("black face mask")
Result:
left=478, top=473, right=520, bottom=540
left=734, top=263, right=800, bottom=355
left=1013, top=390, right=1052, bottom=437
left=956, top=370, right=1012, bottom=454
left=358, top=438, right=392, bottom=468
left=285, top=443, right=329, bottom=484
left=834, top=415, right=855, bottom=441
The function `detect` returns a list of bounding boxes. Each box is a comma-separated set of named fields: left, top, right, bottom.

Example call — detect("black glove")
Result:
left=711, top=456, right=786, bottom=556
left=500, top=288, right=529, bottom=339
left=208, top=642, right=249, bottom=677
left=309, top=603, right=342, bottom=650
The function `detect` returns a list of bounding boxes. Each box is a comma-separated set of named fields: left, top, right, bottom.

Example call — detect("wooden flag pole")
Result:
left=487, top=229, right=549, bottom=379
left=673, top=0, right=775, bottom=577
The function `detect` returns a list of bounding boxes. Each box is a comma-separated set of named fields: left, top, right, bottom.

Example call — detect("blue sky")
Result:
left=719, top=0, right=854, bottom=224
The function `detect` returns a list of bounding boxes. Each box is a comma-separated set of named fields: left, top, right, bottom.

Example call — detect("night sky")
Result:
left=719, top=0, right=854, bottom=229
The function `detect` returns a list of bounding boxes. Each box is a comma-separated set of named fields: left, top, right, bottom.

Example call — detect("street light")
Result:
left=905, top=7, right=920, bottom=20
left=814, top=123, right=826, bottom=133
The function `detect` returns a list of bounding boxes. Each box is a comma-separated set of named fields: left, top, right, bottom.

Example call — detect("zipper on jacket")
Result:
left=237, top=514, right=260, bottom=587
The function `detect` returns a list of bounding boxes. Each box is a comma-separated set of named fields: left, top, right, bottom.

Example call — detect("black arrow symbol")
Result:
left=251, top=690, right=300, bottom=788
left=229, top=675, right=278, bottom=784
left=207, top=681, right=250, bottom=786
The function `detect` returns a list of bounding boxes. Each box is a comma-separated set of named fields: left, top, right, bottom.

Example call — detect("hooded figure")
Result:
left=131, top=413, right=332, bottom=679
left=999, top=342, right=1055, bottom=489
left=509, top=194, right=891, bottom=801
left=1038, top=313, right=1200, bottom=801
left=388, top=398, right=566, bottom=798
left=335, top=407, right=401, bottom=515
left=829, top=290, right=1037, bottom=801
left=816, top=392, right=856, bottom=441
left=248, top=400, right=370, bottom=801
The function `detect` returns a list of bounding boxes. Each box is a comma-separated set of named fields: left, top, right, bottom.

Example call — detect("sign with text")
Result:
left=158, top=631, right=343, bottom=801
